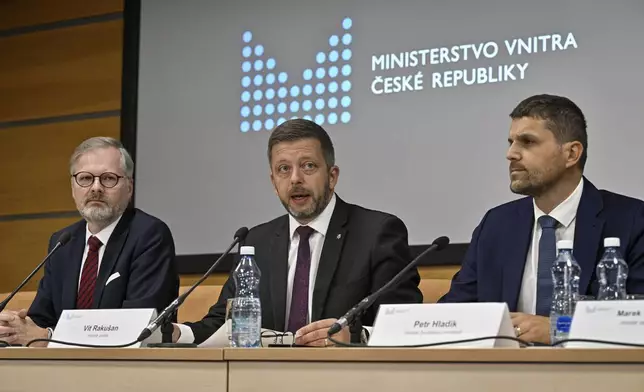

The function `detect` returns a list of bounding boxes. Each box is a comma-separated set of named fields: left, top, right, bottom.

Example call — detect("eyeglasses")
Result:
left=72, top=172, right=125, bottom=188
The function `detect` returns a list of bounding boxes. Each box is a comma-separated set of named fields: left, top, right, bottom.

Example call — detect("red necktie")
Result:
left=77, top=236, right=103, bottom=309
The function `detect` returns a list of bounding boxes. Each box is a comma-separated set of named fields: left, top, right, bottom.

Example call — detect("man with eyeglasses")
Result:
left=0, top=137, right=179, bottom=346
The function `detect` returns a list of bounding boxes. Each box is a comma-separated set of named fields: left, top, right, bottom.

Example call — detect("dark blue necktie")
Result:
left=287, top=226, right=315, bottom=333
left=535, top=215, right=559, bottom=316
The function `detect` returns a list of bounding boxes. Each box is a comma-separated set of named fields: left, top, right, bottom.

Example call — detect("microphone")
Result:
left=327, top=236, right=450, bottom=336
left=0, top=231, right=72, bottom=312
left=137, top=227, right=249, bottom=344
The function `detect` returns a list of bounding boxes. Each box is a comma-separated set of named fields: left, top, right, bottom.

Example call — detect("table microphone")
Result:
left=137, top=226, right=249, bottom=344
left=328, top=236, right=450, bottom=336
left=0, top=231, right=72, bottom=312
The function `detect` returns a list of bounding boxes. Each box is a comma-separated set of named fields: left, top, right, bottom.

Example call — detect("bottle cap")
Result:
left=556, top=240, right=573, bottom=250
left=240, top=246, right=255, bottom=255
left=604, top=237, right=620, bottom=248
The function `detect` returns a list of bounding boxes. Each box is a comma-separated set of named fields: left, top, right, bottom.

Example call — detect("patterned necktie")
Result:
left=535, top=215, right=558, bottom=316
left=77, top=236, right=103, bottom=309
left=287, top=226, right=315, bottom=333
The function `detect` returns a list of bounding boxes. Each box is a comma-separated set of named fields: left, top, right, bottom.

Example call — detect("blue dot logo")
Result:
left=253, top=105, right=262, bottom=116
left=342, top=64, right=351, bottom=77
left=341, top=80, right=352, bottom=92
left=240, top=121, right=250, bottom=132
left=253, top=120, right=262, bottom=131
left=303, top=84, right=313, bottom=96
left=329, top=51, right=339, bottom=62
left=265, top=103, right=275, bottom=115
left=342, top=18, right=352, bottom=30
left=342, top=33, right=352, bottom=45
left=266, top=73, right=276, bottom=84
left=253, top=74, right=263, bottom=86
left=265, top=88, right=275, bottom=100
left=302, top=100, right=312, bottom=111
left=315, top=114, right=325, bottom=125
left=329, top=35, right=339, bottom=47
left=290, top=101, right=300, bottom=113
left=242, top=31, right=252, bottom=43
left=303, top=115, right=313, bottom=121
left=253, top=90, right=263, bottom=101
left=328, top=97, right=338, bottom=109
left=303, top=69, right=313, bottom=81
left=278, top=87, right=287, bottom=98
left=278, top=72, right=288, bottom=83
left=242, top=61, right=251, bottom=72
left=254, top=59, right=264, bottom=71
left=328, top=82, right=338, bottom=93
left=266, top=58, right=276, bottom=70
left=328, top=113, right=338, bottom=125
left=278, top=102, right=287, bottom=114
left=241, top=91, right=251, bottom=102
left=341, top=96, right=351, bottom=108
left=315, top=98, right=325, bottom=110
left=290, top=85, right=300, bottom=97
left=241, top=76, right=251, bottom=87
left=316, top=52, right=326, bottom=64
left=254, top=45, right=264, bottom=56
left=342, top=49, right=352, bottom=61
left=329, top=66, right=339, bottom=78
left=265, top=118, right=275, bottom=130
left=316, top=68, right=326, bottom=79
left=242, top=46, right=252, bottom=57
left=241, top=106, right=250, bottom=117
left=315, top=83, right=326, bottom=95
left=341, top=112, right=351, bottom=123
left=277, top=117, right=286, bottom=125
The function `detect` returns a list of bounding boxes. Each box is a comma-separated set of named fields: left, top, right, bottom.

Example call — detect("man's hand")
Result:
left=295, top=318, right=350, bottom=347
left=0, top=309, right=48, bottom=347
left=510, top=312, right=551, bottom=344
left=172, top=323, right=181, bottom=343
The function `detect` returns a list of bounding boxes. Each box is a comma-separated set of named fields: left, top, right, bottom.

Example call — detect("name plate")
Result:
left=568, top=300, right=644, bottom=348
left=49, top=308, right=161, bottom=348
left=368, top=303, right=518, bottom=348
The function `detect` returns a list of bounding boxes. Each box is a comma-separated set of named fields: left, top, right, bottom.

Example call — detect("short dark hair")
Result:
left=267, top=119, right=335, bottom=168
left=510, top=94, right=588, bottom=170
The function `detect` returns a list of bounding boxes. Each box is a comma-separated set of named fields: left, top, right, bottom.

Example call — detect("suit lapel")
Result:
left=573, top=178, right=604, bottom=293
left=92, top=209, right=134, bottom=308
left=502, top=198, right=534, bottom=310
left=311, top=197, right=348, bottom=322
left=62, top=223, right=88, bottom=309
left=269, top=217, right=289, bottom=331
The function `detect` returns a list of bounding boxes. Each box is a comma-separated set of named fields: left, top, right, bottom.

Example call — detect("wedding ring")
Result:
left=514, top=326, right=522, bottom=336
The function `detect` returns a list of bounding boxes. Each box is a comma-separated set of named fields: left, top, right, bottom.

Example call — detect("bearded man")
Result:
left=439, top=94, right=644, bottom=344
left=0, top=137, right=179, bottom=346
left=172, top=119, right=423, bottom=346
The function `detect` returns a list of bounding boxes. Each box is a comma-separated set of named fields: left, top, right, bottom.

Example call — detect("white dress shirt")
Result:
left=517, top=179, right=584, bottom=314
left=176, top=194, right=338, bottom=344
left=79, top=215, right=122, bottom=288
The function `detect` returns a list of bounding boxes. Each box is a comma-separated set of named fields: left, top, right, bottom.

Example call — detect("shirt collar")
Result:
left=85, top=214, right=123, bottom=246
left=289, top=193, right=337, bottom=239
left=533, top=178, right=584, bottom=228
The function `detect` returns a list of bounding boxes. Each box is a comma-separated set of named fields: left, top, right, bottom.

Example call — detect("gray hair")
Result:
left=69, top=137, right=134, bottom=177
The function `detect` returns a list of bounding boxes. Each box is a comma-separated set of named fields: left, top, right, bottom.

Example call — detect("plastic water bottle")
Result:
left=231, top=246, right=262, bottom=348
left=596, top=237, right=629, bottom=300
left=549, top=240, right=581, bottom=344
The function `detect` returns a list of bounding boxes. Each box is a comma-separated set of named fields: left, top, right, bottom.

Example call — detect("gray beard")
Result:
left=285, top=185, right=332, bottom=222
left=80, top=202, right=126, bottom=230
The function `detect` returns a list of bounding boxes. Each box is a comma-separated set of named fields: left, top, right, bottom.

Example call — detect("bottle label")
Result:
left=556, top=315, right=572, bottom=333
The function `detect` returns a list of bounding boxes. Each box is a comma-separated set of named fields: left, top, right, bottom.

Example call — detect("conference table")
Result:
left=1, top=347, right=643, bottom=391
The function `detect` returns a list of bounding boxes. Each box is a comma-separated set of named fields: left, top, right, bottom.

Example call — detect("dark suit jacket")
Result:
left=184, top=195, right=423, bottom=344
left=28, top=208, right=180, bottom=329
left=440, top=178, right=644, bottom=309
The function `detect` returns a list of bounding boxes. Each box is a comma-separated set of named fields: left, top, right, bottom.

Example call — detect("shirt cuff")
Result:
left=175, top=323, right=195, bottom=344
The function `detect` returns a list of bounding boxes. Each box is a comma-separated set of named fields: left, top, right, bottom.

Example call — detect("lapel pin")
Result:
left=337, top=234, right=342, bottom=239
